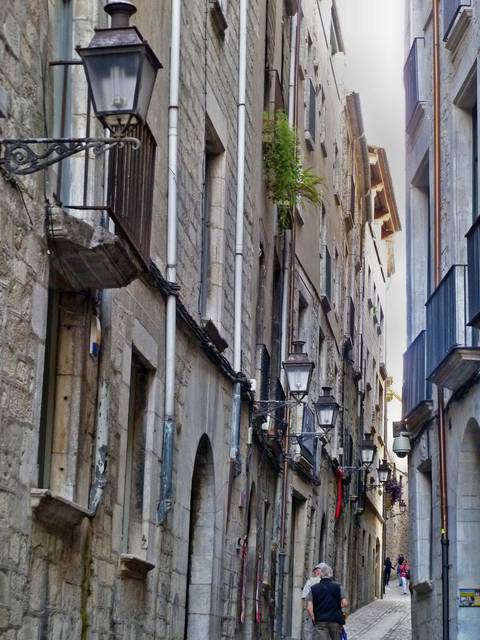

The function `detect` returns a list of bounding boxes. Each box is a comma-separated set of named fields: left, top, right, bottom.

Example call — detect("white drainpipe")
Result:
left=229, top=0, right=249, bottom=460
left=280, top=14, right=297, bottom=389
left=158, top=0, right=181, bottom=523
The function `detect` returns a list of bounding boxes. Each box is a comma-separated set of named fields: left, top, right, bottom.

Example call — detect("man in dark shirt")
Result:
left=305, top=563, right=348, bottom=640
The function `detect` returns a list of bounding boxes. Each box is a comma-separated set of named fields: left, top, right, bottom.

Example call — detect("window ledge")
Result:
left=120, top=553, right=155, bottom=580
left=320, top=295, right=332, bottom=314
left=210, top=1, right=228, bottom=36
left=201, top=318, right=228, bottom=353
left=412, top=579, right=433, bottom=595
left=445, top=7, right=472, bottom=53
left=285, top=0, right=298, bottom=16
left=31, top=489, right=92, bottom=529
left=305, top=130, right=315, bottom=151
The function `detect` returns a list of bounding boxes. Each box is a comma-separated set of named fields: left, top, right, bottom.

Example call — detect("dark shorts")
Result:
left=313, top=621, right=343, bottom=640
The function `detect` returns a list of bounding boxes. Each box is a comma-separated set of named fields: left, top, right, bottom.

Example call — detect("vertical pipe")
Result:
left=158, top=0, right=181, bottom=523
left=276, top=11, right=300, bottom=638
left=229, top=0, right=249, bottom=460
left=432, top=1, right=450, bottom=638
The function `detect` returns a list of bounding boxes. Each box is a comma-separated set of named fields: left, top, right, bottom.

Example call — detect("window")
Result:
left=199, top=117, right=226, bottom=331
left=38, top=290, right=98, bottom=507
left=334, top=247, right=340, bottom=310
left=473, top=102, right=478, bottom=221
left=333, top=143, right=341, bottom=203
left=319, top=87, right=327, bottom=156
left=297, top=292, right=309, bottom=348
left=415, top=465, right=432, bottom=581
left=330, top=3, right=345, bottom=55
left=305, top=79, right=316, bottom=150
left=452, top=66, right=477, bottom=245
left=209, top=0, right=228, bottom=35
left=122, top=352, right=152, bottom=556
left=325, top=247, right=332, bottom=302
left=53, top=0, right=74, bottom=201
left=411, top=154, right=433, bottom=309
left=270, top=256, right=283, bottom=386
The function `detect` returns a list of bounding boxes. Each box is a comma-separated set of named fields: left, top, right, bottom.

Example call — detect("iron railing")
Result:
left=466, top=215, right=480, bottom=326
left=402, top=330, right=432, bottom=418
left=443, top=0, right=471, bottom=40
left=404, top=38, right=424, bottom=129
left=426, top=265, right=470, bottom=378
left=299, top=405, right=315, bottom=464
left=108, top=123, right=156, bottom=265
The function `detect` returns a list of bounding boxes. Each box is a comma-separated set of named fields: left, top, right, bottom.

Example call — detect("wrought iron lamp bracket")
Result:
left=365, top=482, right=383, bottom=492
left=252, top=398, right=301, bottom=423
left=0, top=136, right=141, bottom=176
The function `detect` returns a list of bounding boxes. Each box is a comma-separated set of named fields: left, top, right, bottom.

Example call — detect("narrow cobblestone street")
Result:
left=346, top=583, right=412, bottom=640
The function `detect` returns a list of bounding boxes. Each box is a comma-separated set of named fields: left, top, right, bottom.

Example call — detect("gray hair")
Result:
left=318, top=563, right=333, bottom=578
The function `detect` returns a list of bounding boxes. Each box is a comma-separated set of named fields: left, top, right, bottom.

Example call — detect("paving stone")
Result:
left=346, top=584, right=411, bottom=640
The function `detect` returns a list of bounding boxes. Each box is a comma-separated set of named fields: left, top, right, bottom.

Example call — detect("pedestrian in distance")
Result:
left=395, top=553, right=404, bottom=587
left=383, top=557, right=392, bottom=587
left=399, top=558, right=410, bottom=595
left=305, top=563, right=348, bottom=640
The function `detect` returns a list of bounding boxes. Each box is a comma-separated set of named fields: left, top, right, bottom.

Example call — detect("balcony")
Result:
left=466, top=215, right=480, bottom=327
left=47, top=61, right=156, bottom=290
left=443, top=0, right=471, bottom=44
left=402, top=330, right=433, bottom=431
left=404, top=38, right=425, bottom=132
left=426, top=265, right=480, bottom=391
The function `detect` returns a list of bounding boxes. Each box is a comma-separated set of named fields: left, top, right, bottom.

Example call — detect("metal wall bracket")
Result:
left=0, top=136, right=140, bottom=176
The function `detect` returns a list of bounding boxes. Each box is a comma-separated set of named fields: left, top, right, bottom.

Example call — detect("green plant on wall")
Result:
left=263, top=110, right=323, bottom=230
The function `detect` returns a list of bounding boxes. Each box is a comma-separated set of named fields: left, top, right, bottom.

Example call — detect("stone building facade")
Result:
left=0, top=1, right=398, bottom=638
left=403, top=1, right=480, bottom=639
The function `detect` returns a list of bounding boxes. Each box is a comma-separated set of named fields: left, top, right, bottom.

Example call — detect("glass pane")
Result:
left=85, top=51, right=141, bottom=118
left=135, top=56, right=157, bottom=122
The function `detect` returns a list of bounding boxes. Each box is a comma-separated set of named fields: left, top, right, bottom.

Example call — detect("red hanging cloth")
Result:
left=335, top=468, right=345, bottom=519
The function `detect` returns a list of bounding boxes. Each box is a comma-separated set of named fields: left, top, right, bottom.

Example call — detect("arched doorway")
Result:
left=457, top=419, right=480, bottom=640
left=184, top=435, right=215, bottom=640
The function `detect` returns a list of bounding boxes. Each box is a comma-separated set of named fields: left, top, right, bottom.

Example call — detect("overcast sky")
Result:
left=337, top=0, right=406, bottom=423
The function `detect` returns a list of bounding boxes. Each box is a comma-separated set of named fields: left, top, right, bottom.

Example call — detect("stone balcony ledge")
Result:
left=119, top=553, right=155, bottom=580
left=31, top=488, right=92, bottom=530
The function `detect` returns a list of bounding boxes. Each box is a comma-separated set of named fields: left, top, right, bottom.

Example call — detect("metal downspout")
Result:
left=88, top=290, right=112, bottom=513
left=276, top=10, right=300, bottom=638
left=432, top=1, right=450, bottom=637
left=158, top=0, right=181, bottom=524
left=229, top=0, right=248, bottom=460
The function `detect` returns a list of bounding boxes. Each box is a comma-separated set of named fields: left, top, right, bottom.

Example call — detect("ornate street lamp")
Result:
left=313, top=387, right=339, bottom=435
left=282, top=341, right=314, bottom=402
left=0, top=0, right=161, bottom=176
left=377, top=458, right=391, bottom=484
left=359, top=433, right=377, bottom=468
left=77, top=1, right=162, bottom=133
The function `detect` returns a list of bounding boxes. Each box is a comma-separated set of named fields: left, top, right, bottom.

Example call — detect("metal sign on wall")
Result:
left=458, top=589, right=480, bottom=607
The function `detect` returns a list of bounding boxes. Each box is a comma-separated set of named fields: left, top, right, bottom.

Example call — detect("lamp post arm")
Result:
left=0, top=136, right=141, bottom=176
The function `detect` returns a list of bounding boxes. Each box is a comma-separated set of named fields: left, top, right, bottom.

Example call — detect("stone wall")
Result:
left=0, top=1, right=399, bottom=638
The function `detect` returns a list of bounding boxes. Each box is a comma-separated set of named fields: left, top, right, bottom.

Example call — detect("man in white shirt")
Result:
left=302, top=565, right=322, bottom=639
